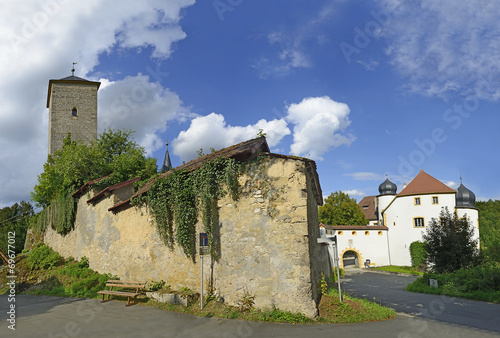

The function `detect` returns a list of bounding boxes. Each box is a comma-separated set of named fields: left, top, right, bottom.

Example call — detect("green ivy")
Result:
left=30, top=190, right=77, bottom=236
left=136, top=157, right=240, bottom=261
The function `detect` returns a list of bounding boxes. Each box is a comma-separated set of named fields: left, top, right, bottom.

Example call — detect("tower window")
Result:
left=72, top=107, right=78, bottom=117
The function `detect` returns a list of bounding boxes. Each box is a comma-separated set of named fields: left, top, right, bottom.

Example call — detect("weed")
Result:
left=237, top=288, right=255, bottom=312
left=320, top=273, right=328, bottom=295
left=148, top=280, right=166, bottom=291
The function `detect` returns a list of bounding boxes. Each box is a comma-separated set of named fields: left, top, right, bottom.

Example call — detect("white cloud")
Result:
left=444, top=181, right=458, bottom=190
left=286, top=96, right=355, bottom=160
left=345, top=172, right=385, bottom=181
left=98, top=74, right=189, bottom=154
left=0, top=0, right=195, bottom=207
left=172, top=113, right=291, bottom=162
left=344, top=189, right=366, bottom=197
left=377, top=0, right=500, bottom=100
left=252, top=2, right=340, bottom=79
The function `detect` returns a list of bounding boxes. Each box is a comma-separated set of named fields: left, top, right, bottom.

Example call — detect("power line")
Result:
left=0, top=210, right=34, bottom=226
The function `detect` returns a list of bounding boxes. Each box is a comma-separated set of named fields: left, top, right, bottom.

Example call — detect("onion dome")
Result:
left=456, top=183, right=476, bottom=208
left=378, top=178, right=397, bottom=195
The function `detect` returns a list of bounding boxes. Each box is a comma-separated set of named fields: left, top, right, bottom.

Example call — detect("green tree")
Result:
left=31, top=129, right=158, bottom=207
left=318, top=191, right=368, bottom=225
left=476, top=200, right=500, bottom=263
left=0, top=201, right=34, bottom=254
left=423, top=208, right=478, bottom=273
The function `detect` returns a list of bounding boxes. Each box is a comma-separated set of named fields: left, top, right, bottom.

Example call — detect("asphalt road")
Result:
left=342, top=268, right=500, bottom=334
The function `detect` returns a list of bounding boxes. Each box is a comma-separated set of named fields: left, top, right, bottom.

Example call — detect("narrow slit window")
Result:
left=72, top=107, right=78, bottom=117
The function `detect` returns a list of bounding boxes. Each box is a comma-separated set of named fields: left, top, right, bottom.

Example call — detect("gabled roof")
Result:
left=109, top=137, right=270, bottom=212
left=358, top=195, right=377, bottom=220
left=398, top=170, right=455, bottom=196
left=87, top=177, right=140, bottom=205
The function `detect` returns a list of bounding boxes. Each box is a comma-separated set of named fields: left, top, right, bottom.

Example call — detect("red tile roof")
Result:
left=320, top=223, right=388, bottom=230
left=358, top=195, right=377, bottom=220
left=398, top=170, right=455, bottom=196
left=72, top=175, right=111, bottom=198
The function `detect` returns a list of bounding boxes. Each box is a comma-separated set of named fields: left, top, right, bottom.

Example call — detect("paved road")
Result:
left=342, top=268, right=500, bottom=334
left=1, top=294, right=498, bottom=337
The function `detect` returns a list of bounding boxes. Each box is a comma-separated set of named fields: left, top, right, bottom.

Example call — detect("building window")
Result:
left=72, top=107, right=78, bottom=117
left=414, top=197, right=421, bottom=205
left=432, top=196, right=439, bottom=204
left=440, top=217, right=447, bottom=227
left=365, top=231, right=369, bottom=235
left=414, top=217, right=425, bottom=228
left=352, top=231, right=357, bottom=235
left=338, top=231, right=343, bottom=235
left=378, top=231, right=383, bottom=235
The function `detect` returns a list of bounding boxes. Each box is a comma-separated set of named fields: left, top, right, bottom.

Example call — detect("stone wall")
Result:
left=43, top=155, right=329, bottom=317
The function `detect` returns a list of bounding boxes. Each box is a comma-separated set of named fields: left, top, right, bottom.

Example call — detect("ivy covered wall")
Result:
left=42, top=154, right=329, bottom=317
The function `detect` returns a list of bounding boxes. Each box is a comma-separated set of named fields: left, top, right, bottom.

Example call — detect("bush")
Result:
left=330, top=267, right=345, bottom=283
left=26, top=243, right=63, bottom=270
left=406, top=262, right=500, bottom=303
left=409, top=241, right=428, bottom=269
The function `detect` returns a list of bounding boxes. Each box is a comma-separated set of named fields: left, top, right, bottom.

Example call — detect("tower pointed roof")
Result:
left=456, top=182, right=476, bottom=209
left=161, top=141, right=172, bottom=173
left=47, top=72, right=101, bottom=108
left=398, top=170, right=455, bottom=196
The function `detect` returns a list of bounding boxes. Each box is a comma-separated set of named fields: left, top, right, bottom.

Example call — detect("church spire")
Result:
left=161, top=140, right=172, bottom=173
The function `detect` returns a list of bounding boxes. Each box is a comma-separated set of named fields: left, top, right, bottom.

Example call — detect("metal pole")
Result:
left=200, top=254, right=203, bottom=309
left=334, top=243, right=342, bottom=302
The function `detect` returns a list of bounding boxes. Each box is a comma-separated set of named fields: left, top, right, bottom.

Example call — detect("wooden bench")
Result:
left=97, top=280, right=147, bottom=306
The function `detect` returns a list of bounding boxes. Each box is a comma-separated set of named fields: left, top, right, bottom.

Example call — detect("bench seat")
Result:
left=98, top=280, right=147, bottom=306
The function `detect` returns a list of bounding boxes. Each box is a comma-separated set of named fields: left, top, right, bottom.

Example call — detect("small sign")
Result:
left=429, top=278, right=438, bottom=288
left=199, top=246, right=209, bottom=256
left=199, top=233, right=208, bottom=247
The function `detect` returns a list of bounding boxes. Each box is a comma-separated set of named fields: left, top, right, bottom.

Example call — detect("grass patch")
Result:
left=406, top=262, right=500, bottom=303
left=317, top=289, right=396, bottom=323
left=371, top=265, right=424, bottom=275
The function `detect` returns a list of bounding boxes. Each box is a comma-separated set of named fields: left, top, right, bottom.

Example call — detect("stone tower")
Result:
left=46, top=71, right=101, bottom=156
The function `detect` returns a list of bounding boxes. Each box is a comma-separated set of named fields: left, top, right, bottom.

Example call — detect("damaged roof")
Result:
left=107, top=136, right=323, bottom=212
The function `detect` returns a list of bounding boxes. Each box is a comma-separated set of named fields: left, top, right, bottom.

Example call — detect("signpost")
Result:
left=317, top=236, right=342, bottom=302
left=199, top=233, right=208, bottom=309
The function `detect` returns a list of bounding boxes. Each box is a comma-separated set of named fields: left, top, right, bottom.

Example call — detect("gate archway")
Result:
left=340, top=249, right=362, bottom=268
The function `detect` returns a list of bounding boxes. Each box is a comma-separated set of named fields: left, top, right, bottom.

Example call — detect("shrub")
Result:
left=27, top=243, right=63, bottom=270
left=330, top=267, right=345, bottom=283
left=409, top=241, right=428, bottom=269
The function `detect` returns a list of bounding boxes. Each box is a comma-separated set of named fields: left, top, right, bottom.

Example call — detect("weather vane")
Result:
left=71, top=62, right=77, bottom=76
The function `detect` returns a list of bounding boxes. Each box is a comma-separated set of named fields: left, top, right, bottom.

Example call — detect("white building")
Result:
left=321, top=170, right=479, bottom=268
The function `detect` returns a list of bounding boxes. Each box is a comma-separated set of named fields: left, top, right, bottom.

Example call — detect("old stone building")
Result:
left=42, top=137, right=331, bottom=317
left=46, top=69, right=100, bottom=155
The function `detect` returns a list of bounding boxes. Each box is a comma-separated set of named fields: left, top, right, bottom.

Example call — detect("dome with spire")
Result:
left=456, top=183, right=476, bottom=208
left=378, top=178, right=397, bottom=195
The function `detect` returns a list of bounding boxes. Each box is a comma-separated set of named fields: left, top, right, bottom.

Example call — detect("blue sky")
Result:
left=1, top=0, right=499, bottom=208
